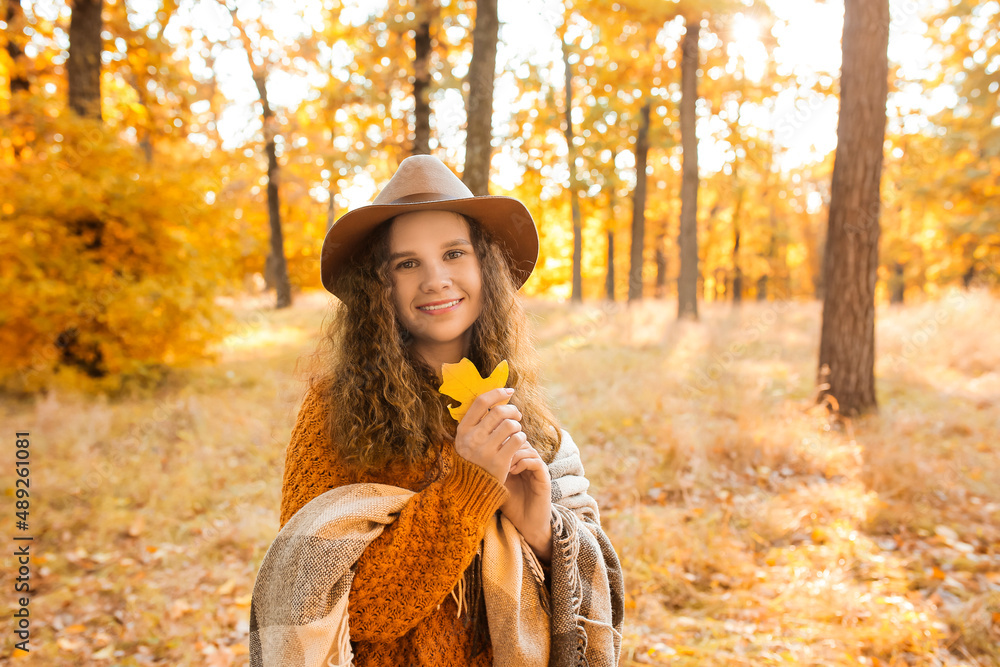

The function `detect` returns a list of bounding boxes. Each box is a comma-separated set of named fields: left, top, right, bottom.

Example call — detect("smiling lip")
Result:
left=416, top=298, right=463, bottom=314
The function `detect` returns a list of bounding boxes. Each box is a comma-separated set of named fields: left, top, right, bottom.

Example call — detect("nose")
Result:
left=420, top=258, right=452, bottom=292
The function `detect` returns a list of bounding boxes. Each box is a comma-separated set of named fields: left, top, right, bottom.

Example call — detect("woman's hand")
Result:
left=501, top=442, right=553, bottom=564
left=454, top=387, right=526, bottom=484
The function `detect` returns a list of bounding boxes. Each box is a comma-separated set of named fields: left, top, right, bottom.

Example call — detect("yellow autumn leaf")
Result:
left=438, top=358, right=510, bottom=422
left=93, top=646, right=116, bottom=660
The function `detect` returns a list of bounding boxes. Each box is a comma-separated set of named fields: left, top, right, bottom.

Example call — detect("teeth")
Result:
left=418, top=299, right=461, bottom=311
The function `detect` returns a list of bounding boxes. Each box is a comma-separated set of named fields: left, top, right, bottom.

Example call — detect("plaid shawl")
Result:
left=249, top=429, right=623, bottom=666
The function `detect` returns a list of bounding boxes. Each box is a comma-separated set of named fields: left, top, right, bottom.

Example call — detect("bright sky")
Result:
left=213, top=0, right=948, bottom=210
left=25, top=0, right=954, bottom=210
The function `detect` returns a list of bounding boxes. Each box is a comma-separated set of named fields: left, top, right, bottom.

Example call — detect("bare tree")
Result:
left=817, top=0, right=890, bottom=416
left=68, top=0, right=103, bottom=120
left=412, top=7, right=434, bottom=155
left=628, top=101, right=651, bottom=302
left=677, top=17, right=700, bottom=320
left=563, top=40, right=584, bottom=302
left=5, top=0, right=29, bottom=99
left=231, top=8, right=293, bottom=309
left=462, top=0, right=498, bottom=195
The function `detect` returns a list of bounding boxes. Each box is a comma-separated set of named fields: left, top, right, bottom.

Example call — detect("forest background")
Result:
left=1, top=0, right=999, bottom=664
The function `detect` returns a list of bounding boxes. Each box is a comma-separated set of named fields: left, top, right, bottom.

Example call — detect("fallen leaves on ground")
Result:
left=5, top=291, right=999, bottom=665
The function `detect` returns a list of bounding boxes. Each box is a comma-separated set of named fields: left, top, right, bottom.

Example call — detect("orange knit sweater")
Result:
left=278, top=386, right=511, bottom=666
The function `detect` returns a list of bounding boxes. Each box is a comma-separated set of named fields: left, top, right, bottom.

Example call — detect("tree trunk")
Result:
left=961, top=265, right=975, bottom=288
left=628, top=101, right=651, bottom=302
left=758, top=205, right=775, bottom=300
left=961, top=241, right=977, bottom=288
left=327, top=188, right=337, bottom=232
left=563, top=41, right=584, bottom=303
left=757, top=274, right=768, bottom=300
left=606, top=227, right=616, bottom=301
left=758, top=146, right=777, bottom=301
left=732, top=229, right=742, bottom=303
left=5, top=0, right=29, bottom=159
left=812, top=218, right=826, bottom=300
left=327, top=123, right=338, bottom=232
left=57, top=0, right=107, bottom=378
left=655, top=231, right=668, bottom=298
left=889, top=261, right=904, bottom=303
left=677, top=18, right=700, bottom=320
left=732, top=186, right=744, bottom=304
left=263, top=252, right=276, bottom=290
left=254, top=72, right=293, bottom=309
left=68, top=0, right=103, bottom=120
left=5, top=0, right=29, bottom=98
left=462, top=0, right=498, bottom=196
left=605, top=150, right=621, bottom=301
left=412, top=18, right=432, bottom=155
left=817, top=0, right=889, bottom=417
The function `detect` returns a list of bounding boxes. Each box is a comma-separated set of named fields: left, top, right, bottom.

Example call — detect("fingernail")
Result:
left=505, top=388, right=515, bottom=394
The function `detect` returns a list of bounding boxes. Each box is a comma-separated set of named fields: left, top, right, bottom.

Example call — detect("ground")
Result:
left=2, top=288, right=998, bottom=666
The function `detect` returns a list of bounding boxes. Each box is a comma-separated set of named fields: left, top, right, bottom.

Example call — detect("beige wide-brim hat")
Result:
left=321, top=154, right=539, bottom=299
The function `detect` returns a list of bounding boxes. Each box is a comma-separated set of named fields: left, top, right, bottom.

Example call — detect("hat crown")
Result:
left=372, top=155, right=473, bottom=205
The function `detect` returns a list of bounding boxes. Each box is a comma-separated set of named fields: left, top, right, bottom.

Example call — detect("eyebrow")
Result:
left=387, top=238, right=472, bottom=263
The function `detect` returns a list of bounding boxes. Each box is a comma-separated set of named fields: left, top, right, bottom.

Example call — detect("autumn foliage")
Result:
left=2, top=0, right=999, bottom=663
left=3, top=0, right=998, bottom=397
left=0, top=106, right=235, bottom=395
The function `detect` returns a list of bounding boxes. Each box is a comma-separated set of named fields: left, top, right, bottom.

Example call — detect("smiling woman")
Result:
left=248, top=154, right=624, bottom=667
left=387, top=210, right=484, bottom=374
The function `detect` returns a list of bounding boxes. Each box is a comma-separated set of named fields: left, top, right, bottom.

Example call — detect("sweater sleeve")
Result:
left=347, top=454, right=509, bottom=642
left=279, top=386, right=341, bottom=530
left=278, top=384, right=511, bottom=642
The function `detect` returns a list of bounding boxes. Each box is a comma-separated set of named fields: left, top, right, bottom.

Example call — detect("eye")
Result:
left=395, top=259, right=417, bottom=270
left=445, top=249, right=466, bottom=260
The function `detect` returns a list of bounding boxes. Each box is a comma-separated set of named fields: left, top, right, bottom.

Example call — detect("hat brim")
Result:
left=321, top=195, right=539, bottom=299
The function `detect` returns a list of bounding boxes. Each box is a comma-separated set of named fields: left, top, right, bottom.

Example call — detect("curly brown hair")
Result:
left=304, top=213, right=561, bottom=474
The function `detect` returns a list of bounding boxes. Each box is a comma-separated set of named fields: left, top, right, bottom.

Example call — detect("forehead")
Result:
left=387, top=210, right=470, bottom=248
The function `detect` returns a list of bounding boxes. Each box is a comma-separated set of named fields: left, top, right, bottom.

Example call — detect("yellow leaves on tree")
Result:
left=437, top=358, right=510, bottom=422
left=0, top=115, right=237, bottom=396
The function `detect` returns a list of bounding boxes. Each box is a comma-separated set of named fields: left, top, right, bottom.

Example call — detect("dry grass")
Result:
left=1, top=288, right=998, bottom=665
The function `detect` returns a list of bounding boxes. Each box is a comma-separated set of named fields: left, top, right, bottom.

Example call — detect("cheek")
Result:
left=466, top=271, right=484, bottom=311
left=390, top=280, right=409, bottom=316
left=463, top=262, right=483, bottom=296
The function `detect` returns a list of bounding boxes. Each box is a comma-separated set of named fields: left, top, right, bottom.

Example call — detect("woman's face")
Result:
left=387, top=210, right=483, bottom=364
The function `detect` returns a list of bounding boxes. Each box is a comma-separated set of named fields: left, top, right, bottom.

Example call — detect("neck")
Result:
left=413, top=334, right=472, bottom=378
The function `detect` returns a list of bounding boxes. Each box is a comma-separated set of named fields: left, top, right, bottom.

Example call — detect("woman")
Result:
left=255, top=155, right=622, bottom=666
